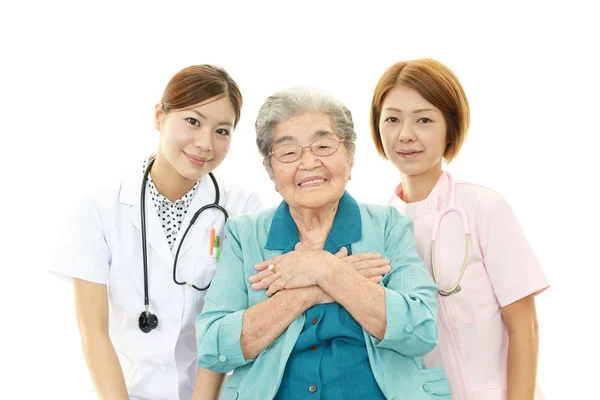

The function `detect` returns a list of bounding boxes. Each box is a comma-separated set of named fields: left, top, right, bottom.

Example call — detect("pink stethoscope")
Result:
left=430, top=173, right=470, bottom=296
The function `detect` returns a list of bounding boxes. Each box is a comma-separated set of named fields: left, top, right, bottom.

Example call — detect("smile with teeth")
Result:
left=299, top=179, right=326, bottom=187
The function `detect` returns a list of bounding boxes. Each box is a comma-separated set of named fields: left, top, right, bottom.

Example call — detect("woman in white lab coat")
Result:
left=50, top=64, right=263, bottom=400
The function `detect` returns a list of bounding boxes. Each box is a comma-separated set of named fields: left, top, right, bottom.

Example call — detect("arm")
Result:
left=259, top=208, right=438, bottom=356
left=240, top=287, right=317, bottom=359
left=73, top=279, right=129, bottom=400
left=191, top=368, right=225, bottom=400
left=364, top=207, right=439, bottom=357
left=318, top=257, right=386, bottom=340
left=502, top=294, right=539, bottom=400
left=196, top=218, right=319, bottom=372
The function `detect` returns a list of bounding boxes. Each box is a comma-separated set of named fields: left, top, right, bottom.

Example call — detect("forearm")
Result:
left=80, top=331, right=129, bottom=400
left=319, top=261, right=386, bottom=340
left=241, top=288, right=314, bottom=360
left=506, top=328, right=539, bottom=400
left=192, top=368, right=225, bottom=400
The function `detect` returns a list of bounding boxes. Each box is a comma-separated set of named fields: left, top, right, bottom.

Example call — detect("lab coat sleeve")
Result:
left=481, top=194, right=550, bottom=307
left=195, top=218, right=252, bottom=373
left=243, top=192, right=265, bottom=214
left=371, top=206, right=439, bottom=357
left=48, top=195, right=111, bottom=284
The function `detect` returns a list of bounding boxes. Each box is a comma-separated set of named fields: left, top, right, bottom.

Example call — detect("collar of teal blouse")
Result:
left=265, top=191, right=362, bottom=254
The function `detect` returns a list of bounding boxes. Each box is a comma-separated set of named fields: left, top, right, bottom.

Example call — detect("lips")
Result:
left=298, top=176, right=327, bottom=187
left=184, top=152, right=209, bottom=166
left=397, top=150, right=422, bottom=155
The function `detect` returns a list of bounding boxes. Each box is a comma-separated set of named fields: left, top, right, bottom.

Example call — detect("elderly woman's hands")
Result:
left=249, top=246, right=391, bottom=297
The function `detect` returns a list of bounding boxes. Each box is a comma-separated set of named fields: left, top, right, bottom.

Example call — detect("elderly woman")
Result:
left=195, top=87, right=450, bottom=399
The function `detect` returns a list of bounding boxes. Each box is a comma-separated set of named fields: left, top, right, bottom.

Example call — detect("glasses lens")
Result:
left=273, top=144, right=302, bottom=162
left=312, top=136, right=341, bottom=156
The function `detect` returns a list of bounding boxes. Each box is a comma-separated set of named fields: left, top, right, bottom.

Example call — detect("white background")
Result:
left=1, top=0, right=598, bottom=398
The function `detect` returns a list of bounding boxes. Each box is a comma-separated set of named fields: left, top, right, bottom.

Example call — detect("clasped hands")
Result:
left=248, top=243, right=391, bottom=303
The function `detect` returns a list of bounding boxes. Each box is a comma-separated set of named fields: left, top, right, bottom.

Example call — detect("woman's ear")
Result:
left=154, top=103, right=164, bottom=131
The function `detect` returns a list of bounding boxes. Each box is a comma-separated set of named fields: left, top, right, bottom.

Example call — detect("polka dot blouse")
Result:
left=143, top=157, right=199, bottom=249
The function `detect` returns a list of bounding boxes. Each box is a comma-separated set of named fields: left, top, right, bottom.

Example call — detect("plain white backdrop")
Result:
left=1, top=0, right=598, bottom=398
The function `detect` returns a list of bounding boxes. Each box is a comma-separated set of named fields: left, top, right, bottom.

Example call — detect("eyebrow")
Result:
left=190, top=109, right=234, bottom=127
left=272, top=130, right=334, bottom=146
left=384, top=107, right=439, bottom=114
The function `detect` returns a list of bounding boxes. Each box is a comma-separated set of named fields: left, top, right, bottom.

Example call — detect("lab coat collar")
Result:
left=118, top=167, right=224, bottom=269
left=387, top=171, right=451, bottom=218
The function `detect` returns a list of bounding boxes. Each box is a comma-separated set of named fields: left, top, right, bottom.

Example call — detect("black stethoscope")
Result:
left=138, top=157, right=229, bottom=333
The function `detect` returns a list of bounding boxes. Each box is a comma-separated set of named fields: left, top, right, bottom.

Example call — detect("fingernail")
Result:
left=248, top=276, right=255, bottom=283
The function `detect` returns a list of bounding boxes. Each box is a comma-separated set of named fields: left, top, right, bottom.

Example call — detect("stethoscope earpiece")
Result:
left=138, top=311, right=159, bottom=333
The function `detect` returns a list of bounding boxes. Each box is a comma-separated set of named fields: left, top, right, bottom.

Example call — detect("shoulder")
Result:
left=214, top=173, right=265, bottom=215
left=454, top=180, right=514, bottom=218
left=225, top=207, right=277, bottom=238
left=358, top=202, right=413, bottom=235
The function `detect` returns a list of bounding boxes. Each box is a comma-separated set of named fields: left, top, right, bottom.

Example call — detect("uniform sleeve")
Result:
left=372, top=207, right=439, bottom=358
left=243, top=192, right=265, bottom=214
left=195, top=218, right=252, bottom=373
left=48, top=195, right=111, bottom=284
left=482, top=195, right=549, bottom=307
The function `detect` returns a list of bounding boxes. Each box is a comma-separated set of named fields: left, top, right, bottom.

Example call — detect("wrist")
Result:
left=316, top=252, right=342, bottom=287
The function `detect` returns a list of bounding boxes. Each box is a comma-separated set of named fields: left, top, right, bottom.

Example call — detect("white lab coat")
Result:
left=49, top=165, right=263, bottom=400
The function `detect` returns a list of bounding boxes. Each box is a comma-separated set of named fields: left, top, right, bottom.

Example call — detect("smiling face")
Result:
left=378, top=85, right=448, bottom=178
left=269, top=112, right=352, bottom=210
left=154, top=95, right=235, bottom=182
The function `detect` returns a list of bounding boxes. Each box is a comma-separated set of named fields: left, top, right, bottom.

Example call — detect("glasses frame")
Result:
left=269, top=136, right=346, bottom=163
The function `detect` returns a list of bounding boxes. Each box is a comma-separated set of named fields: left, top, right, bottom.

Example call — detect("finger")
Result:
left=250, top=274, right=279, bottom=291
left=352, top=258, right=391, bottom=271
left=266, top=278, right=286, bottom=297
left=344, top=252, right=382, bottom=264
left=369, top=276, right=383, bottom=283
left=360, top=265, right=392, bottom=278
left=294, top=242, right=307, bottom=251
left=254, top=255, right=283, bottom=271
left=248, top=268, right=276, bottom=284
left=334, top=246, right=348, bottom=258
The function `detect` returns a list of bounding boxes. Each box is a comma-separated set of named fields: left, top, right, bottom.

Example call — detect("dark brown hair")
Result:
left=161, top=64, right=243, bottom=127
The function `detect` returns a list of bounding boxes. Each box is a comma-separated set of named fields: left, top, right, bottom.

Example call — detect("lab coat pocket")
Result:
left=419, top=367, right=451, bottom=398
left=444, top=261, right=496, bottom=324
left=195, top=256, right=218, bottom=302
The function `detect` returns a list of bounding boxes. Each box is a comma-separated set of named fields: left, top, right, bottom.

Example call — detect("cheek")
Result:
left=213, top=138, right=231, bottom=159
left=162, top=123, right=192, bottom=150
left=379, top=127, right=396, bottom=152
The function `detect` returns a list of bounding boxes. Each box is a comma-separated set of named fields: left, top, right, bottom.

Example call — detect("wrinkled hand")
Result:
left=249, top=244, right=391, bottom=296
left=248, top=246, right=330, bottom=296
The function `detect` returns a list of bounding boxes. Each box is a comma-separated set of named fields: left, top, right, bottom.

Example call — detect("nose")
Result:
left=298, top=146, right=321, bottom=170
left=397, top=120, right=416, bottom=143
left=193, top=129, right=213, bottom=152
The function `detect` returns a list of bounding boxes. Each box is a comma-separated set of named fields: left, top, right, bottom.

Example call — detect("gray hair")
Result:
left=255, top=86, right=357, bottom=174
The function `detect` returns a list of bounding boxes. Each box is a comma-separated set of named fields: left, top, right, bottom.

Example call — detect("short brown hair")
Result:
left=161, top=64, right=243, bottom=128
left=370, top=58, right=470, bottom=162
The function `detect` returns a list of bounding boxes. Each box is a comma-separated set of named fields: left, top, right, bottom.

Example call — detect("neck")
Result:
left=150, top=152, right=198, bottom=202
left=289, top=201, right=339, bottom=249
left=400, top=165, right=443, bottom=203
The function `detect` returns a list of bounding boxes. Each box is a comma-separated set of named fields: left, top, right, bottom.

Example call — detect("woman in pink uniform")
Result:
left=369, top=58, right=549, bottom=400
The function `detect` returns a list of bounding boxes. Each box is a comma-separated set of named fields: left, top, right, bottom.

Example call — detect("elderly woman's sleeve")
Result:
left=195, top=218, right=252, bottom=373
left=372, top=206, right=439, bottom=357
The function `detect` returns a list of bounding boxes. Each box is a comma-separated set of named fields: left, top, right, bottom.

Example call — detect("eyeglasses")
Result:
left=269, top=136, right=346, bottom=163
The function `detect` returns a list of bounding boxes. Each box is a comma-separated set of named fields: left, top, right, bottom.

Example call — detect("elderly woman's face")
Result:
left=270, top=112, right=352, bottom=210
